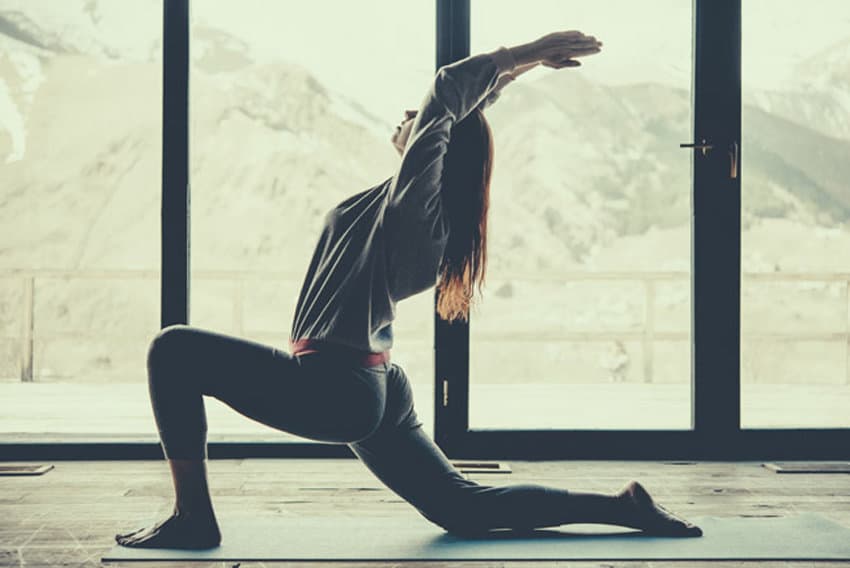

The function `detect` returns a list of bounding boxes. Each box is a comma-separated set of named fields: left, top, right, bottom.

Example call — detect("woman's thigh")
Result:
left=148, top=324, right=388, bottom=444
left=348, top=362, right=465, bottom=507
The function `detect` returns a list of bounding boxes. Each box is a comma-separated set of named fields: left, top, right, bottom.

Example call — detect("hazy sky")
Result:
left=8, top=1, right=849, bottom=127
left=193, top=0, right=850, bottom=125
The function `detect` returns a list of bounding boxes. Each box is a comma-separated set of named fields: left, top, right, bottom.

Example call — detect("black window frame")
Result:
left=3, top=0, right=848, bottom=461
left=437, top=0, right=849, bottom=461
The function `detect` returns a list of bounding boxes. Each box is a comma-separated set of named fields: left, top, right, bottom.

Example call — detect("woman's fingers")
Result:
left=537, top=30, right=602, bottom=50
left=557, top=31, right=601, bottom=45
left=553, top=35, right=602, bottom=52
left=542, top=59, right=581, bottom=69
left=534, top=30, right=602, bottom=68
left=558, top=41, right=602, bottom=59
left=570, top=38, right=603, bottom=49
left=570, top=46, right=603, bottom=57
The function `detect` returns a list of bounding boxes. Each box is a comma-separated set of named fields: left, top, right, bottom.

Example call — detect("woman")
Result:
left=116, top=30, right=702, bottom=549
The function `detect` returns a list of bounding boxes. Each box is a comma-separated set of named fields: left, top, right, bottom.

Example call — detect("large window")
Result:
left=7, top=1, right=848, bottom=457
left=0, top=2, right=161, bottom=441
left=188, top=1, right=438, bottom=440
left=469, top=0, right=693, bottom=430
left=741, top=0, right=850, bottom=427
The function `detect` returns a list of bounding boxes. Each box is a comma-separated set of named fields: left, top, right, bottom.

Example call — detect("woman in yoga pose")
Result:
left=116, top=30, right=702, bottom=549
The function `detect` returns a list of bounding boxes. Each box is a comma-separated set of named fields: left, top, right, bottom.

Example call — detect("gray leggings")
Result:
left=147, top=324, right=594, bottom=536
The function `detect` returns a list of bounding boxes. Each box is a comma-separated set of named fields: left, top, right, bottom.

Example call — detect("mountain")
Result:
left=2, top=1, right=850, bottom=277
left=3, top=2, right=850, bottom=388
left=0, top=5, right=397, bottom=275
left=743, top=37, right=850, bottom=142
left=0, top=0, right=161, bottom=60
left=483, top=70, right=850, bottom=271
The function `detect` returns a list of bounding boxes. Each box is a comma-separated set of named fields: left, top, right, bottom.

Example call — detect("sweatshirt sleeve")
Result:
left=477, top=71, right=517, bottom=111
left=383, top=47, right=517, bottom=300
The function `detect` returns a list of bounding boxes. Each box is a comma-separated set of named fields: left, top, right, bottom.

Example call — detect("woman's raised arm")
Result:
left=383, top=32, right=601, bottom=300
left=479, top=32, right=604, bottom=110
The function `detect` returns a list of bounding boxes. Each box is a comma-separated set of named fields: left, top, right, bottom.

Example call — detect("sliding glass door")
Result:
left=187, top=0, right=438, bottom=443
left=466, top=0, right=694, bottom=432
left=740, top=0, right=850, bottom=429
left=438, top=0, right=849, bottom=459
left=0, top=1, right=162, bottom=445
left=7, top=0, right=848, bottom=460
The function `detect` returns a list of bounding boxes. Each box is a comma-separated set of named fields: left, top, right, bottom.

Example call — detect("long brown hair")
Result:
left=435, top=107, right=494, bottom=323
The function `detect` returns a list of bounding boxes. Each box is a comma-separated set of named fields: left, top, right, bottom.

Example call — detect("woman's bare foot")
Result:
left=616, top=480, right=703, bottom=537
left=115, top=509, right=221, bottom=549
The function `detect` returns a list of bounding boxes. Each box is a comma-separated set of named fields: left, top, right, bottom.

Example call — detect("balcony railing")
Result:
left=4, top=268, right=850, bottom=384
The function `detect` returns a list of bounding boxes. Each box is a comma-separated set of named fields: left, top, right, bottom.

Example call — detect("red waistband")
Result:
left=289, top=338, right=390, bottom=367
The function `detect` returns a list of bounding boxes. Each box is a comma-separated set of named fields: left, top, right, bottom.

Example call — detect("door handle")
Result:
left=679, top=139, right=714, bottom=156
left=728, top=141, right=738, bottom=179
left=680, top=139, right=739, bottom=179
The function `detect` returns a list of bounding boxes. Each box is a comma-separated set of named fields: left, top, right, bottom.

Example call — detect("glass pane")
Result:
left=469, top=0, right=693, bottom=430
left=0, top=2, right=161, bottom=441
left=189, top=2, right=437, bottom=440
left=741, top=1, right=850, bottom=428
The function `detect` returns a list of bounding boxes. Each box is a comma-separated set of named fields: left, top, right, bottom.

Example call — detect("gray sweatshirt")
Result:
left=289, top=47, right=518, bottom=353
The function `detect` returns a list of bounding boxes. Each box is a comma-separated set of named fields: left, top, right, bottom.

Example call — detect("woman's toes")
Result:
left=618, top=480, right=703, bottom=537
left=115, top=528, right=143, bottom=542
left=115, top=513, right=221, bottom=549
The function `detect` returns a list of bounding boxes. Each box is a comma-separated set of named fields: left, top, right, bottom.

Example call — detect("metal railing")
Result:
left=5, top=268, right=850, bottom=384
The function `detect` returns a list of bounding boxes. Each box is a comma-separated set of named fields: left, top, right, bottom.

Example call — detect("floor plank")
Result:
left=1, top=459, right=849, bottom=567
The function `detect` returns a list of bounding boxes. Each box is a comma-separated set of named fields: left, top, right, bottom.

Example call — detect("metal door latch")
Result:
left=680, top=138, right=739, bottom=179
left=679, top=138, right=714, bottom=156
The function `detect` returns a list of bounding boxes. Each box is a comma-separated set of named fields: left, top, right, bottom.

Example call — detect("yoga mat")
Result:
left=103, top=512, right=850, bottom=562
left=764, top=462, right=850, bottom=473
left=0, top=464, right=53, bottom=476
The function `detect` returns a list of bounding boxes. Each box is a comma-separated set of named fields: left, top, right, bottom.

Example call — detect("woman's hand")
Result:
left=532, top=30, right=602, bottom=69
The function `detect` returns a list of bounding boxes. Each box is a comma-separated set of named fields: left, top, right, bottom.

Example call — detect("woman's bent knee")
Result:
left=147, top=324, right=193, bottom=371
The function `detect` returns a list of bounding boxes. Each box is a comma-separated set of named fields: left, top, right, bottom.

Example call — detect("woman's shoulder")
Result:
left=324, top=176, right=395, bottom=226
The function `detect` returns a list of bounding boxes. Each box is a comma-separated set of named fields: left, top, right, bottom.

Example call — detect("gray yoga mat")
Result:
left=103, top=512, right=850, bottom=562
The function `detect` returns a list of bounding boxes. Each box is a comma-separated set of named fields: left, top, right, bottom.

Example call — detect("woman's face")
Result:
left=391, top=109, right=418, bottom=156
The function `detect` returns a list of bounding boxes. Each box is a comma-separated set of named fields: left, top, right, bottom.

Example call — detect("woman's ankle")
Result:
left=167, top=458, right=216, bottom=518
left=173, top=500, right=217, bottom=520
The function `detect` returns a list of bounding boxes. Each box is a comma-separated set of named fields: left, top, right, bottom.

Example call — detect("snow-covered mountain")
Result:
left=0, top=0, right=161, bottom=61
left=2, top=0, right=850, bottom=277
left=744, top=37, right=850, bottom=142
left=3, top=1, right=850, bottom=389
left=0, top=3, right=397, bottom=276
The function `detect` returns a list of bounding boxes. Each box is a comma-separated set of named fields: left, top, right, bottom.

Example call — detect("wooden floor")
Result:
left=1, top=459, right=849, bottom=567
